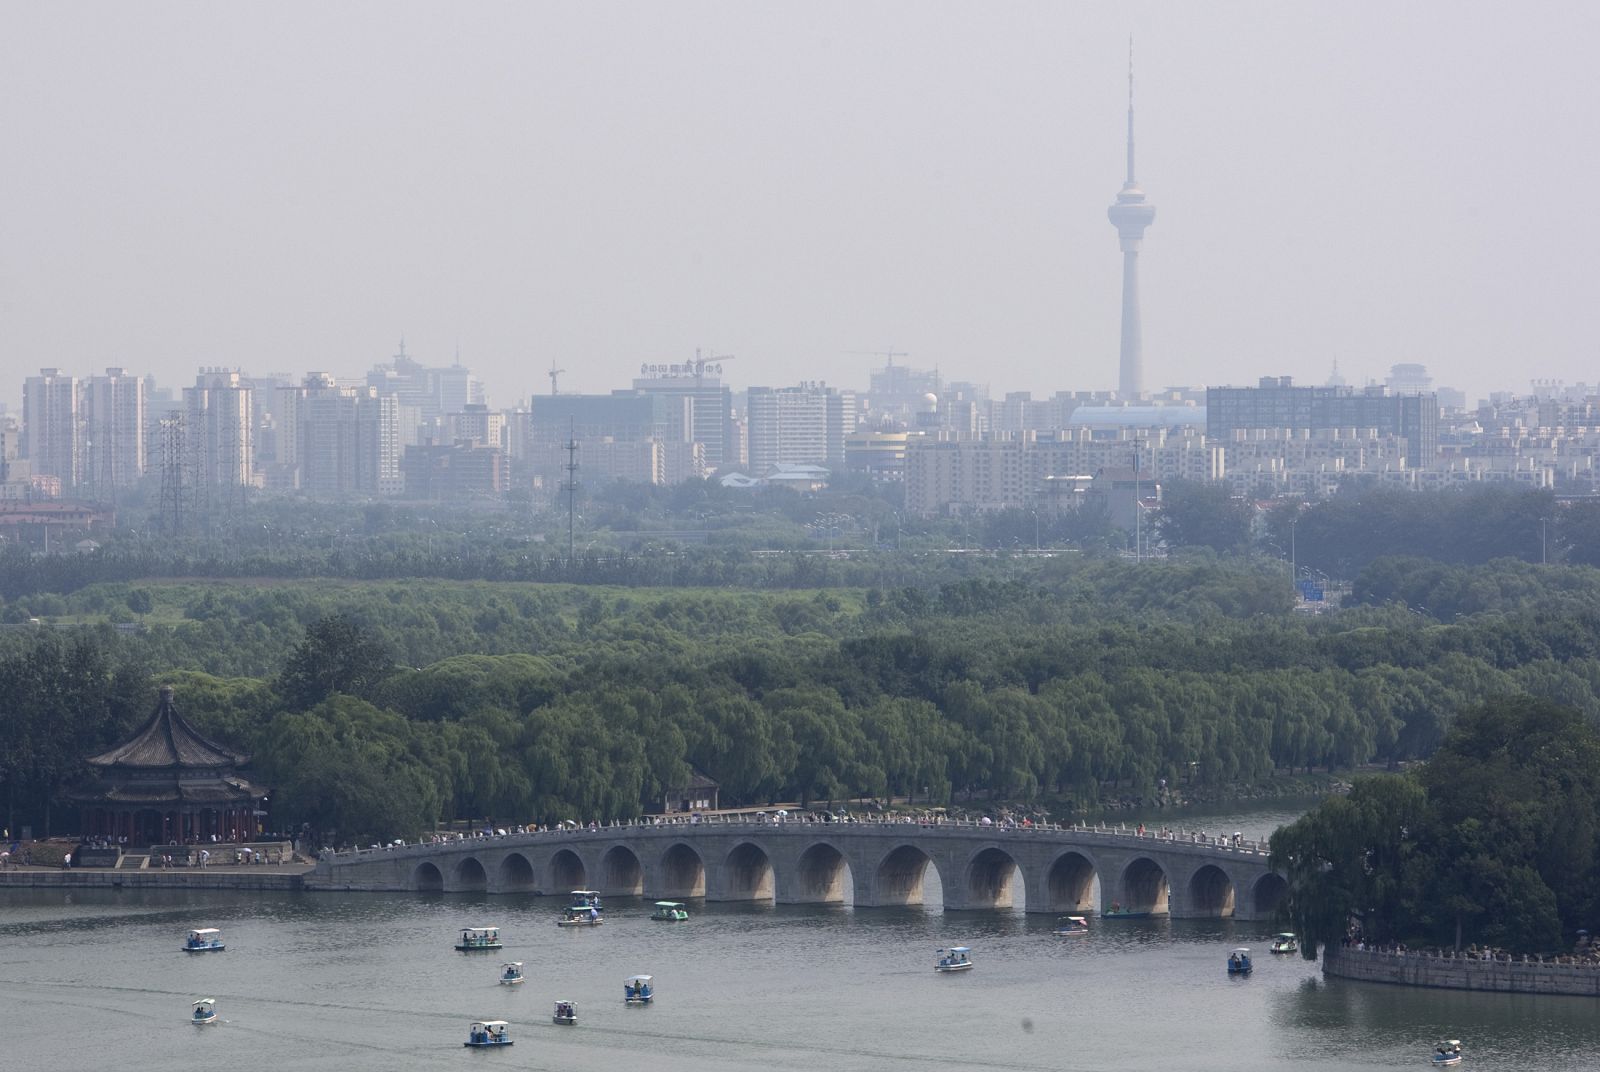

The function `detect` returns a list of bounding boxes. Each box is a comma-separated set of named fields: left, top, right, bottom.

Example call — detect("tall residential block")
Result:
left=745, top=383, right=857, bottom=473
left=279, top=373, right=402, bottom=497
left=81, top=367, right=146, bottom=495
left=184, top=370, right=255, bottom=489
left=22, top=368, right=80, bottom=489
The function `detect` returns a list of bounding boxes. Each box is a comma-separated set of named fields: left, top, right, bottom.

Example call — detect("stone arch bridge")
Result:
left=307, top=819, right=1287, bottom=920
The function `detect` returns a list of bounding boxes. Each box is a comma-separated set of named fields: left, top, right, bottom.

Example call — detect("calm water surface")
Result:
left=0, top=806, right=1591, bottom=1072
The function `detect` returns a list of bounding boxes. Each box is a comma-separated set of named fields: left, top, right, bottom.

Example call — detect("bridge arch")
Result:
left=497, top=852, right=535, bottom=893
left=601, top=845, right=644, bottom=896
left=1186, top=863, right=1236, bottom=917
left=1250, top=872, right=1289, bottom=920
left=413, top=861, right=444, bottom=892
left=1044, top=850, right=1098, bottom=914
left=872, top=844, right=940, bottom=907
left=659, top=842, right=706, bottom=899
left=1116, top=856, right=1169, bottom=916
left=790, top=841, right=851, bottom=904
left=723, top=842, right=775, bottom=901
left=452, top=856, right=488, bottom=893
left=962, top=846, right=1022, bottom=910
left=548, top=848, right=586, bottom=892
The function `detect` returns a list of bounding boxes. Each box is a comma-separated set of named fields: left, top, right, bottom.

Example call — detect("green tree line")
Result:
left=11, top=555, right=1600, bottom=841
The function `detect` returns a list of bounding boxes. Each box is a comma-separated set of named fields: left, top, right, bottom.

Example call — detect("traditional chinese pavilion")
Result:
left=69, top=685, right=266, bottom=845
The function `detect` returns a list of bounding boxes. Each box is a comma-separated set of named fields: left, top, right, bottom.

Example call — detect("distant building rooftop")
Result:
left=1068, top=406, right=1206, bottom=428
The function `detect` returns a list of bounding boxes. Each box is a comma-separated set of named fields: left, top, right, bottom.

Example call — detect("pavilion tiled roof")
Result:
left=84, top=685, right=250, bottom=769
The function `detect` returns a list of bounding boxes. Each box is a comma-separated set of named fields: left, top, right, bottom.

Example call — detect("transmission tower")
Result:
left=158, top=416, right=185, bottom=536
left=562, top=417, right=579, bottom=563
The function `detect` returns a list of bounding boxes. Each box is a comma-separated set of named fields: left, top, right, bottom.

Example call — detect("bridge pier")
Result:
left=775, top=839, right=850, bottom=904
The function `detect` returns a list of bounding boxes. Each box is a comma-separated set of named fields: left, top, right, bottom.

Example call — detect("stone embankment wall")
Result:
left=0, top=870, right=305, bottom=891
left=1324, top=946, right=1600, bottom=997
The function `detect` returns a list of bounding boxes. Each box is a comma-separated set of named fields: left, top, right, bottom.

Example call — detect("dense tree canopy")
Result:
left=6, top=550, right=1600, bottom=844
left=1272, top=698, right=1600, bottom=958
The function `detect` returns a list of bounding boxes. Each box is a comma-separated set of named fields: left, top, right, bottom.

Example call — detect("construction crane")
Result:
left=847, top=348, right=909, bottom=367
left=693, top=348, right=734, bottom=387
left=548, top=359, right=567, bottom=396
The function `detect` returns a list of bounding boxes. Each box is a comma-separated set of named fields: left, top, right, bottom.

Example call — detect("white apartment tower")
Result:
left=82, top=367, right=146, bottom=496
left=293, top=374, right=402, bottom=498
left=745, top=383, right=857, bottom=473
left=184, top=370, right=255, bottom=490
left=22, top=368, right=80, bottom=489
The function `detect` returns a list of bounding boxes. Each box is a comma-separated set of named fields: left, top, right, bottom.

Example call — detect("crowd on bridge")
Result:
left=320, top=808, right=1272, bottom=858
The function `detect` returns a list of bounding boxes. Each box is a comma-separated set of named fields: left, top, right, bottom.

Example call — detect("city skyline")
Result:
left=3, top=4, right=1598, bottom=405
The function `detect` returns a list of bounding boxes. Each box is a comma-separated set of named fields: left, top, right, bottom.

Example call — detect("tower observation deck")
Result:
left=1107, top=41, right=1156, bottom=400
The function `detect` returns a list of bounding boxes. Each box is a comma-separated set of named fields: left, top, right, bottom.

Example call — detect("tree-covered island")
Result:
left=1272, top=697, right=1600, bottom=959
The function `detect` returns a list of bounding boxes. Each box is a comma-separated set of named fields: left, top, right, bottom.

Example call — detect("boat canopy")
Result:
left=189, top=928, right=220, bottom=937
left=947, top=946, right=971, bottom=954
left=1275, top=932, right=1296, bottom=939
left=194, top=998, right=214, bottom=1007
left=654, top=901, right=685, bottom=908
left=464, top=925, right=498, bottom=933
left=472, top=1020, right=510, bottom=1030
left=571, top=890, right=599, bottom=897
left=501, top=961, right=523, bottom=969
left=1438, top=1040, right=1461, bottom=1048
left=625, top=974, right=653, bottom=983
left=1231, top=947, right=1250, bottom=954
left=1060, top=916, right=1088, bottom=923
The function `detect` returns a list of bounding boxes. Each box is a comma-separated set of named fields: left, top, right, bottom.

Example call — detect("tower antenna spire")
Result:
left=1126, top=35, right=1136, bottom=185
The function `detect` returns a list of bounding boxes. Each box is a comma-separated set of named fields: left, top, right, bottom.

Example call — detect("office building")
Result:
left=632, top=362, right=735, bottom=471
left=1206, top=377, right=1439, bottom=468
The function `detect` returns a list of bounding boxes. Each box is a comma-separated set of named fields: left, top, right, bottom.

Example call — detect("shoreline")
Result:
left=1324, top=945, right=1600, bottom=998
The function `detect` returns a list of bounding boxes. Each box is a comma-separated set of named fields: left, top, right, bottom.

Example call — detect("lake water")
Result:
left=0, top=805, right=1591, bottom=1072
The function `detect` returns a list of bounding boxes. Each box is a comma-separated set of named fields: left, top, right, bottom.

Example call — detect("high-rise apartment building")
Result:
left=22, top=369, right=80, bottom=489
left=278, top=374, right=401, bottom=498
left=745, top=383, right=857, bottom=472
left=184, top=370, right=254, bottom=490
left=81, top=368, right=145, bottom=497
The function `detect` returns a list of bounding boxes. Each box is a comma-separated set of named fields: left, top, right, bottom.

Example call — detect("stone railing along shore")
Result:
left=1324, top=945, right=1600, bottom=997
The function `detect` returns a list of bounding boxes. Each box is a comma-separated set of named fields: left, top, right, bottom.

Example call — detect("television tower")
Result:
left=1108, top=38, right=1155, bottom=399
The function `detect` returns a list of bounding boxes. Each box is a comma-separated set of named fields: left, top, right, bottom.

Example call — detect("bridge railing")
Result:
left=319, top=813, right=1270, bottom=863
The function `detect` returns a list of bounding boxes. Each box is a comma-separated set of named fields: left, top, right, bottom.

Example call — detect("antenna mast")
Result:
left=847, top=348, right=909, bottom=367
left=1126, top=36, right=1136, bottom=185
left=158, top=416, right=185, bottom=537
left=548, top=359, right=567, bottom=396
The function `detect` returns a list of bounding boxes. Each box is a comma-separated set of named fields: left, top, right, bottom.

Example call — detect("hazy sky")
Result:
left=3, top=2, right=1597, bottom=407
